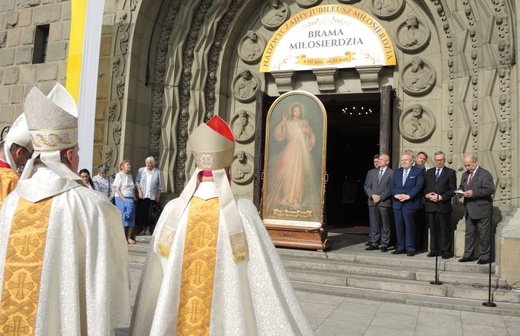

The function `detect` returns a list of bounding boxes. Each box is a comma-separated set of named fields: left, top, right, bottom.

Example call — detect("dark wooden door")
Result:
left=253, top=91, right=275, bottom=210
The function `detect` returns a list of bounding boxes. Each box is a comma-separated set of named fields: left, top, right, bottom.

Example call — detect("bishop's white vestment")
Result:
left=130, top=181, right=314, bottom=335
left=0, top=168, right=131, bottom=335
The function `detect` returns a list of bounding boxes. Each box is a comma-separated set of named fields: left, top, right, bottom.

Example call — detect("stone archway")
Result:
left=101, top=0, right=516, bottom=211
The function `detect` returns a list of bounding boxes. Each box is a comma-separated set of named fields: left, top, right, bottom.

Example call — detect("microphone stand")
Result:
left=430, top=186, right=442, bottom=285
left=482, top=220, right=496, bottom=307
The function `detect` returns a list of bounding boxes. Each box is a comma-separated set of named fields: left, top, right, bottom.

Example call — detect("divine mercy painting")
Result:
left=262, top=90, right=327, bottom=228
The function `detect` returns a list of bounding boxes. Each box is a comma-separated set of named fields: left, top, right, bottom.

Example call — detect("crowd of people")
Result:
left=364, top=150, right=494, bottom=265
left=74, top=158, right=162, bottom=244
left=0, top=82, right=313, bottom=334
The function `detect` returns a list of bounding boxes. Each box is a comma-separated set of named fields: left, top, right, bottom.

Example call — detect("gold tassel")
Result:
left=230, top=232, right=248, bottom=263
left=157, top=244, right=171, bottom=258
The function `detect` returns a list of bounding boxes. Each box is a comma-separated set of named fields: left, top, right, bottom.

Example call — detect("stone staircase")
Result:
left=128, top=233, right=520, bottom=316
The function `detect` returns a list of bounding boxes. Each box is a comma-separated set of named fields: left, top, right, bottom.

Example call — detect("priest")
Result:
left=130, top=115, right=313, bottom=335
left=0, top=83, right=130, bottom=335
left=0, top=113, right=32, bottom=206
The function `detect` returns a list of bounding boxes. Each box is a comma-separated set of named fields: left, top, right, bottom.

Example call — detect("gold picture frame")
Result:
left=261, top=90, right=329, bottom=250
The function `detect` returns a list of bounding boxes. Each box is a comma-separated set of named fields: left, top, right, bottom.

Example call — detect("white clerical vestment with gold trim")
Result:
left=0, top=168, right=130, bottom=335
left=131, top=181, right=314, bottom=335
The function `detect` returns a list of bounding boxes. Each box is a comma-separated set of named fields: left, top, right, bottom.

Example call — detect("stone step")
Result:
left=127, top=233, right=520, bottom=315
left=292, top=282, right=520, bottom=317
left=287, top=269, right=518, bottom=303
left=282, top=257, right=508, bottom=287
left=277, top=248, right=494, bottom=274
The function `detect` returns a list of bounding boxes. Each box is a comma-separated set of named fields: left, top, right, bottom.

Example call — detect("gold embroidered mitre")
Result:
left=189, top=116, right=235, bottom=170
left=23, top=83, right=77, bottom=152
left=20, top=83, right=80, bottom=180
left=158, top=116, right=248, bottom=263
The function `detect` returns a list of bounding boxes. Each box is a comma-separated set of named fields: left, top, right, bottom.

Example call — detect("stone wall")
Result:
left=0, top=0, right=70, bottom=132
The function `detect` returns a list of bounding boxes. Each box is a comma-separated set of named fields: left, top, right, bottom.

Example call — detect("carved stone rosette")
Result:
left=401, top=57, right=436, bottom=96
left=231, top=151, right=254, bottom=185
left=370, top=0, right=405, bottom=20
left=295, top=0, right=322, bottom=8
left=237, top=31, right=266, bottom=65
left=260, top=0, right=290, bottom=31
left=395, top=15, right=431, bottom=53
left=233, top=70, right=260, bottom=103
left=231, top=110, right=255, bottom=144
left=399, top=104, right=436, bottom=143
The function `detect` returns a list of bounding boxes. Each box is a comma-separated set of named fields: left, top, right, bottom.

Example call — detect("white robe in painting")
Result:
left=0, top=168, right=131, bottom=335
left=130, top=181, right=314, bottom=336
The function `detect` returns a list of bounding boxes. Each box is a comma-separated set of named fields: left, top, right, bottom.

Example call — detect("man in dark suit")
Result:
left=390, top=153, right=425, bottom=256
left=458, top=153, right=495, bottom=264
left=365, top=154, right=394, bottom=252
left=363, top=154, right=380, bottom=246
left=423, top=151, right=457, bottom=259
left=413, top=150, right=429, bottom=252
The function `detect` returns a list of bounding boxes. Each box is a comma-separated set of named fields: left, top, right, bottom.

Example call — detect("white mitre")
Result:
left=159, top=115, right=248, bottom=263
left=3, top=113, right=32, bottom=171
left=20, top=83, right=80, bottom=180
left=190, top=116, right=236, bottom=170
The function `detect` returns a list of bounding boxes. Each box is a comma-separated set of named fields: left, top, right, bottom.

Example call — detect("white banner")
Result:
left=77, top=0, right=105, bottom=172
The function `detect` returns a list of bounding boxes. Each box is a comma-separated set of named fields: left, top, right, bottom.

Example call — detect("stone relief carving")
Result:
left=204, top=1, right=244, bottom=118
left=232, top=110, right=255, bottom=144
left=261, top=0, right=290, bottom=31
left=112, top=57, right=122, bottom=76
left=295, top=0, right=322, bottom=8
left=396, top=14, right=431, bottom=53
left=233, top=69, right=259, bottom=103
left=108, top=100, right=120, bottom=122
left=112, top=121, right=122, bottom=145
left=238, top=30, right=265, bottom=64
left=104, top=3, right=133, bottom=168
left=399, top=104, right=436, bottom=142
left=116, top=77, right=125, bottom=99
left=337, top=0, right=361, bottom=3
left=174, top=0, right=213, bottom=191
left=99, top=0, right=515, bottom=210
left=231, top=151, right=254, bottom=185
left=371, top=0, right=405, bottom=20
left=401, top=56, right=436, bottom=96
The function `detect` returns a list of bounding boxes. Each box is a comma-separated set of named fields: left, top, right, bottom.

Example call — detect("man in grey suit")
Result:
left=458, top=153, right=495, bottom=264
left=365, top=154, right=394, bottom=252
left=363, top=154, right=380, bottom=246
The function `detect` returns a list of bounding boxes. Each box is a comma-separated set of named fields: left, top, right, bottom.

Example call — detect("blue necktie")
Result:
left=402, top=169, right=408, bottom=185
left=435, top=168, right=441, bottom=182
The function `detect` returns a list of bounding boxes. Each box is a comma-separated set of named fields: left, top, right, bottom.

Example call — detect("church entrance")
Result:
left=320, top=93, right=381, bottom=231
left=254, top=90, right=390, bottom=235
